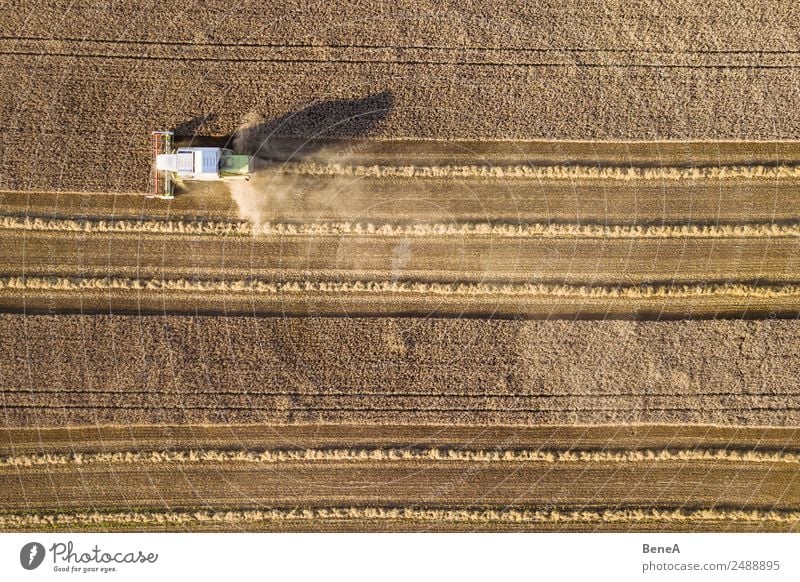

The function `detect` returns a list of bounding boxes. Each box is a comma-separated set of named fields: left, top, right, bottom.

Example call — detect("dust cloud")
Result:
left=226, top=160, right=359, bottom=233
left=227, top=115, right=370, bottom=233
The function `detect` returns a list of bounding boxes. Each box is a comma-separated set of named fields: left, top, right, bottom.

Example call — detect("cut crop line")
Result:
left=3, top=276, right=800, bottom=299
left=0, top=192, right=146, bottom=199
left=2, top=447, right=798, bottom=468
left=0, top=216, right=252, bottom=236
left=1, top=507, right=798, bottom=528
left=6, top=215, right=800, bottom=239
left=277, top=161, right=800, bottom=180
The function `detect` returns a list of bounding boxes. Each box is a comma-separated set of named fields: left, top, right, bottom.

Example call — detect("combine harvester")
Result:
left=149, top=130, right=252, bottom=199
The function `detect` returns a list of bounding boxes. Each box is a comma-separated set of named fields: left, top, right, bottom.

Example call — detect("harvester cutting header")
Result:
left=149, top=131, right=253, bottom=199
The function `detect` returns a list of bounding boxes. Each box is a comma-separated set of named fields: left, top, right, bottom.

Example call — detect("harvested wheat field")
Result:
left=5, top=140, right=800, bottom=319
left=1, top=1, right=800, bottom=532
left=2, top=424, right=799, bottom=532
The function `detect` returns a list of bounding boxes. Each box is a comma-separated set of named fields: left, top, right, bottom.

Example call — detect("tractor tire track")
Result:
left=6, top=38, right=800, bottom=68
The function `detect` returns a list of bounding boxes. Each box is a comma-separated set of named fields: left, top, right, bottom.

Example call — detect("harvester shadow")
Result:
left=231, top=90, right=394, bottom=162
left=169, top=91, right=393, bottom=164
left=173, top=113, right=219, bottom=138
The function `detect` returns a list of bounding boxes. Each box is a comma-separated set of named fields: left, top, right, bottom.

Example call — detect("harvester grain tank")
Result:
left=149, top=131, right=252, bottom=199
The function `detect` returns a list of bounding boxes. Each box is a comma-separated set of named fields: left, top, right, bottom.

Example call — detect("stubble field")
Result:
left=1, top=1, right=799, bottom=531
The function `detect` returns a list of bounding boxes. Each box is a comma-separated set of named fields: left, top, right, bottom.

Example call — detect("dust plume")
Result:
left=228, top=116, right=371, bottom=234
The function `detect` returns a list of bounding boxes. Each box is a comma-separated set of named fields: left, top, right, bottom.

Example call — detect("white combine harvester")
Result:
left=149, top=130, right=252, bottom=199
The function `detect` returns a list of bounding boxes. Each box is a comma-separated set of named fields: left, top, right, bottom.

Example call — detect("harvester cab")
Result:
left=149, top=130, right=252, bottom=199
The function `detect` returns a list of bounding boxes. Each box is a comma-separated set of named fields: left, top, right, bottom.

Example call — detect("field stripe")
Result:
left=3, top=276, right=800, bottom=299
left=3, top=405, right=797, bottom=412
left=277, top=161, right=800, bottom=180
left=6, top=215, right=800, bottom=239
left=8, top=390, right=797, bottom=397
left=2, top=507, right=798, bottom=528
left=0, top=216, right=252, bottom=236
left=2, top=448, right=799, bottom=468
left=10, top=36, right=800, bottom=54
left=1, top=424, right=795, bottom=453
left=4, top=38, right=800, bottom=69
left=22, top=50, right=799, bottom=69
